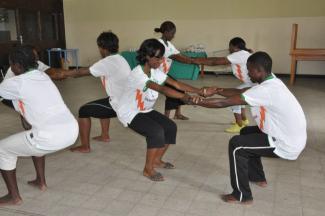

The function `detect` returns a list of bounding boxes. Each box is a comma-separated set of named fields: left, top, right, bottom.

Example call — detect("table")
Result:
left=120, top=51, right=207, bottom=80
left=168, top=51, right=207, bottom=80
left=289, top=24, right=325, bottom=85
left=120, top=51, right=138, bottom=69
left=47, top=48, right=79, bottom=69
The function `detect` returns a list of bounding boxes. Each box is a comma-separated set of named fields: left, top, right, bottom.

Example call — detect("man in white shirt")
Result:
left=191, top=51, right=307, bottom=204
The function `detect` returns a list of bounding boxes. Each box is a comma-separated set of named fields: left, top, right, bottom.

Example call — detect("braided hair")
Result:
left=229, top=37, right=252, bottom=53
left=154, top=21, right=176, bottom=33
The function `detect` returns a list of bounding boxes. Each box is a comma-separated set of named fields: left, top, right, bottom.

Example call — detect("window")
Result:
left=0, top=8, right=18, bottom=42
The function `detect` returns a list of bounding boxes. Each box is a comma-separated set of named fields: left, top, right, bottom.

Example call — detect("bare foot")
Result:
left=0, top=194, right=22, bottom=207
left=221, top=194, right=253, bottom=205
left=92, top=135, right=110, bottom=142
left=27, top=179, right=47, bottom=191
left=70, top=146, right=90, bottom=153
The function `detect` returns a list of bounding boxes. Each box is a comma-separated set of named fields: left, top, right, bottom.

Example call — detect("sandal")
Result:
left=144, top=172, right=164, bottom=182
left=221, top=194, right=253, bottom=205
left=162, top=162, right=175, bottom=169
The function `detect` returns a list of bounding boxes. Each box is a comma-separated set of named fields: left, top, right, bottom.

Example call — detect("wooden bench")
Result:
left=289, top=24, right=325, bottom=85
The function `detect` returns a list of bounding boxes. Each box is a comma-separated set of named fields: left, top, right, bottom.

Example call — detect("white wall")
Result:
left=63, top=0, right=325, bottom=75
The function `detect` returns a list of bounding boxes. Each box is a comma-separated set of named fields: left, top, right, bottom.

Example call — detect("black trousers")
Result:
left=128, top=110, right=177, bottom=149
left=79, top=97, right=117, bottom=119
left=228, top=126, right=278, bottom=202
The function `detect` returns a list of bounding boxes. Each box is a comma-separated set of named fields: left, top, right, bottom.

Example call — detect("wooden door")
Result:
left=0, top=0, right=65, bottom=70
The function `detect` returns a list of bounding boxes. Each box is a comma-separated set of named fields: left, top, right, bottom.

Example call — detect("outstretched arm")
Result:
left=165, top=77, right=217, bottom=97
left=169, top=54, right=195, bottom=64
left=191, top=57, right=230, bottom=66
left=46, top=67, right=91, bottom=79
left=44, top=68, right=67, bottom=80
left=147, top=81, right=187, bottom=99
left=147, top=81, right=202, bottom=103
left=193, top=94, right=247, bottom=108
left=165, top=77, right=203, bottom=95
left=213, top=87, right=250, bottom=97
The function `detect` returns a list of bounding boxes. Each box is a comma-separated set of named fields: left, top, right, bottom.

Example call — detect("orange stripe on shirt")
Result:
left=235, top=64, right=244, bottom=82
left=136, top=89, right=145, bottom=111
left=259, top=106, right=266, bottom=130
left=18, top=100, right=25, bottom=116
left=101, top=77, right=106, bottom=89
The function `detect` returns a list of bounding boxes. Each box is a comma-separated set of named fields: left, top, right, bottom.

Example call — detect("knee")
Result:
left=147, top=126, right=165, bottom=149
left=152, top=126, right=165, bottom=141
left=165, top=120, right=177, bottom=134
left=240, top=127, right=248, bottom=135
left=229, top=135, right=241, bottom=151
left=0, top=154, right=17, bottom=171
left=78, top=105, right=89, bottom=118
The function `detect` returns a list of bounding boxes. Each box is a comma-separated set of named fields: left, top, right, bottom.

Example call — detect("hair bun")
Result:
left=154, top=28, right=161, bottom=33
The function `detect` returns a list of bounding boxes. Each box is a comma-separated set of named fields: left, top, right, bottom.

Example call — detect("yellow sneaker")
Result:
left=242, top=119, right=249, bottom=126
left=225, top=123, right=245, bottom=133
left=231, top=119, right=249, bottom=126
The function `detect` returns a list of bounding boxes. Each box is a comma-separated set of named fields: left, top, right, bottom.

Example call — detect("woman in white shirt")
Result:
left=1, top=44, right=74, bottom=130
left=64, top=32, right=132, bottom=153
left=154, top=21, right=202, bottom=120
left=116, top=39, right=212, bottom=181
left=195, top=37, right=253, bottom=133
left=0, top=46, right=78, bottom=206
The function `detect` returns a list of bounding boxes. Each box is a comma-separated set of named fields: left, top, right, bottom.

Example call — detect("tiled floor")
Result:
left=0, top=75, right=324, bottom=216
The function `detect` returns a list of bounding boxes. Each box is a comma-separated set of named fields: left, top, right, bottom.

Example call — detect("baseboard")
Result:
left=203, top=71, right=325, bottom=79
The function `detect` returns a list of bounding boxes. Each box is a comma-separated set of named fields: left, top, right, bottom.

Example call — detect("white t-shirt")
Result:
left=227, top=50, right=252, bottom=84
left=158, top=39, right=180, bottom=73
left=0, top=70, right=78, bottom=150
left=89, top=54, right=131, bottom=110
left=242, top=75, right=307, bottom=160
left=3, top=61, right=51, bottom=109
left=116, top=65, right=167, bottom=126
left=4, top=60, right=50, bottom=80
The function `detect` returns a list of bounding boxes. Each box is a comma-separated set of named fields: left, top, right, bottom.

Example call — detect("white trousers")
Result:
left=0, top=131, right=54, bottom=170
left=230, top=82, right=254, bottom=114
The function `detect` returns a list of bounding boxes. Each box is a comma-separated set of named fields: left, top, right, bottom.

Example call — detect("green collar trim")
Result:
left=141, top=65, right=152, bottom=92
left=26, top=68, right=37, bottom=73
left=264, top=74, right=274, bottom=81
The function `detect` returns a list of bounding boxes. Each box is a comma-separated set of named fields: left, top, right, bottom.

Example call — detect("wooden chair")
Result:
left=289, top=24, right=325, bottom=85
